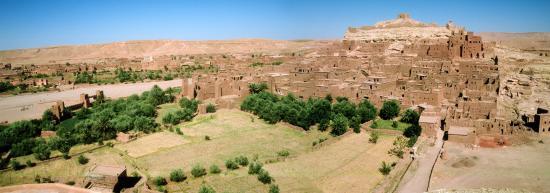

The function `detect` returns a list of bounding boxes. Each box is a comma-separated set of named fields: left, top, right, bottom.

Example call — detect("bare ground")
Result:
left=429, top=137, right=550, bottom=193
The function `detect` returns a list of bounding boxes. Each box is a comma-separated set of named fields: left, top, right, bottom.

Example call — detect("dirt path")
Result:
left=396, top=130, right=444, bottom=193
left=0, top=79, right=181, bottom=123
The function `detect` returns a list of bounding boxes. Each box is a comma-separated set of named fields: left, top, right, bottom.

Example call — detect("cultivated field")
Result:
left=115, top=131, right=189, bottom=157
left=135, top=109, right=330, bottom=177
left=430, top=137, right=550, bottom=193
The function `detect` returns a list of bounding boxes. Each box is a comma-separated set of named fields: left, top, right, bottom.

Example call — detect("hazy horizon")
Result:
left=1, top=0, right=549, bottom=50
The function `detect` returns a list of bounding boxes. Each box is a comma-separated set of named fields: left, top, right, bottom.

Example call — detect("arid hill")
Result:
left=478, top=32, right=550, bottom=50
left=0, top=39, right=331, bottom=65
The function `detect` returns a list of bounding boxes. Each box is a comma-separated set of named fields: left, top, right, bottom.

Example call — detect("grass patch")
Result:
left=371, top=119, right=411, bottom=131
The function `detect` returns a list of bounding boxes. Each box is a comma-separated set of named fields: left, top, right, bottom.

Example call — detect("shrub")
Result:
left=351, top=116, right=361, bottom=133
left=206, top=103, right=216, bottom=113
left=225, top=159, right=239, bottom=170
left=170, top=169, right=186, bottom=182
left=32, top=140, right=51, bottom=161
left=209, top=164, right=221, bottom=174
left=248, top=83, right=268, bottom=94
left=407, top=135, right=418, bottom=147
left=26, top=160, right=36, bottom=167
left=370, top=120, right=378, bottom=128
left=234, top=155, right=249, bottom=166
left=78, top=155, right=89, bottom=165
left=318, top=119, right=329, bottom=131
left=191, top=164, right=207, bottom=178
left=198, top=184, right=216, bottom=193
left=65, top=181, right=75, bottom=185
left=175, top=127, right=183, bottom=135
left=312, top=141, right=318, bottom=146
left=10, top=159, right=24, bottom=170
left=378, top=161, right=392, bottom=175
left=277, top=150, right=290, bottom=157
left=269, top=184, right=280, bottom=193
left=179, top=97, right=200, bottom=112
left=392, top=121, right=398, bottom=128
left=248, top=162, right=263, bottom=174
left=331, top=114, right=348, bottom=136
left=403, top=124, right=422, bottom=138
left=379, top=100, right=400, bottom=120
left=205, top=135, right=211, bottom=140
left=153, top=176, right=167, bottom=186
left=257, top=169, right=272, bottom=184
left=400, top=109, right=420, bottom=125
left=369, top=131, right=380, bottom=144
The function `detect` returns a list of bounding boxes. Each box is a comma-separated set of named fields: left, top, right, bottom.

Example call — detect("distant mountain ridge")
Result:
left=0, top=39, right=329, bottom=65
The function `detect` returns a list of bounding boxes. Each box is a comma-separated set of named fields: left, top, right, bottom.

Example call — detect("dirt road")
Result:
left=0, top=79, right=181, bottom=123
left=397, top=130, right=444, bottom=193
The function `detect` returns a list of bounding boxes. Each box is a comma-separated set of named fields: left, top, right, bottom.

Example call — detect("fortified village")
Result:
left=179, top=13, right=548, bottom=144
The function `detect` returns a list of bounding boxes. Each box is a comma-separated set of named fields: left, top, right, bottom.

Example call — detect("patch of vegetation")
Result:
left=257, top=169, right=273, bottom=184
left=225, top=159, right=239, bottom=170
left=248, top=162, right=263, bottom=174
left=234, top=155, right=249, bottom=166
left=379, top=100, right=400, bottom=120
left=277, top=150, right=290, bottom=157
left=241, top=90, right=377, bottom=136
left=170, top=169, right=187, bottom=182
left=153, top=176, right=167, bottom=186
left=209, top=164, right=221, bottom=174
left=191, top=164, right=207, bottom=178
left=378, top=161, right=392, bottom=175
left=78, top=155, right=89, bottom=165
left=400, top=109, right=420, bottom=125
left=198, top=184, right=216, bottom=193
left=269, top=184, right=280, bottom=193
left=206, top=103, right=216, bottom=113
left=369, top=131, right=380, bottom=143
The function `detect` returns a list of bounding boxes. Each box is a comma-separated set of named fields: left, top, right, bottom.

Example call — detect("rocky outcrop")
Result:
left=344, top=13, right=456, bottom=42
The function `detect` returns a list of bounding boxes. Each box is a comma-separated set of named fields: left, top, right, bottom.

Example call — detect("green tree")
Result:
left=350, top=116, right=361, bottom=133
left=32, top=139, right=51, bottom=160
left=357, top=99, right=377, bottom=123
left=248, top=83, right=268, bottom=94
left=179, top=97, right=199, bottom=112
left=153, top=176, right=167, bottom=186
left=332, top=100, right=356, bottom=120
left=400, top=109, right=420, bottom=125
left=331, top=114, right=349, bottom=136
left=379, top=100, right=400, bottom=120
left=403, top=124, right=422, bottom=138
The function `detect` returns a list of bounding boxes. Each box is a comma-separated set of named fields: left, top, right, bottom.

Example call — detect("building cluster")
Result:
left=180, top=14, right=548, bottom=145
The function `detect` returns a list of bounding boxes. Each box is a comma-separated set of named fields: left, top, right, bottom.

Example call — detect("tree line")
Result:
left=0, top=85, right=177, bottom=164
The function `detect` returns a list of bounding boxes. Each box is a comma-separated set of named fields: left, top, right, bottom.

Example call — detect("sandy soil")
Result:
left=429, top=137, right=550, bottom=193
left=0, top=79, right=181, bottom=123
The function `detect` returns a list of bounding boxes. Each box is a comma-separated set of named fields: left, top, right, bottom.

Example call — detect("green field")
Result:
left=1, top=107, right=401, bottom=193
left=371, top=118, right=411, bottom=131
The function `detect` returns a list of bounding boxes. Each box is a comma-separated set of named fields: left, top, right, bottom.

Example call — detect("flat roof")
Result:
left=89, top=165, right=126, bottom=177
left=448, top=126, right=474, bottom=136
left=419, top=115, right=440, bottom=124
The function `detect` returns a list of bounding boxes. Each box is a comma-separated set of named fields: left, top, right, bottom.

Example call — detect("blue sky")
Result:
left=1, top=0, right=549, bottom=50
